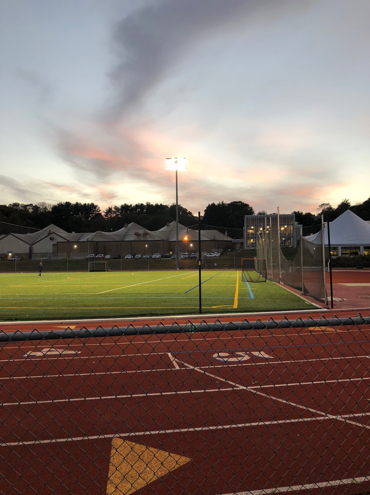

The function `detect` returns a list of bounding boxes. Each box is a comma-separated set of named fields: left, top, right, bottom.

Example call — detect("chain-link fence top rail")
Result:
left=1, top=315, right=370, bottom=494
left=257, top=222, right=326, bottom=303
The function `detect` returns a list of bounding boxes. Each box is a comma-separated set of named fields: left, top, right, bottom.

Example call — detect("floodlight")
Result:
left=165, top=157, right=187, bottom=171
left=165, top=156, right=187, bottom=269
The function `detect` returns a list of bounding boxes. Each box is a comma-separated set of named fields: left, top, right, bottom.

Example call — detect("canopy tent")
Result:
left=304, top=210, right=370, bottom=253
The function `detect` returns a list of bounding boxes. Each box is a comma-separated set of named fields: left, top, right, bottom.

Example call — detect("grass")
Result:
left=0, top=270, right=318, bottom=321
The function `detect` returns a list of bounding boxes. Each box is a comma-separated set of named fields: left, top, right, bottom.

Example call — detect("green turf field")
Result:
left=0, top=270, right=318, bottom=321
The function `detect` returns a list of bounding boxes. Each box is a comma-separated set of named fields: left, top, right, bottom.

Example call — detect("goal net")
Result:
left=241, top=258, right=267, bottom=283
left=88, top=261, right=108, bottom=272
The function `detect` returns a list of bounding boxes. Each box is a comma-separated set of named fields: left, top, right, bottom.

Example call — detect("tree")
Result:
left=317, top=203, right=335, bottom=222
left=203, top=201, right=254, bottom=238
left=351, top=197, right=370, bottom=221
left=334, top=199, right=351, bottom=218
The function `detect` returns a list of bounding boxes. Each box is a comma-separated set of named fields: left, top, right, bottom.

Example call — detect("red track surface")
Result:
left=2, top=322, right=370, bottom=494
left=1, top=269, right=370, bottom=494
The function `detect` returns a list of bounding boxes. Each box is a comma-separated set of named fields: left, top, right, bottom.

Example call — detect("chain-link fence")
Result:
left=257, top=220, right=326, bottom=304
left=1, top=315, right=370, bottom=494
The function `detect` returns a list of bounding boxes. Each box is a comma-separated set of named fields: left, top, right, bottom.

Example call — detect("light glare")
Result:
left=165, top=157, right=187, bottom=171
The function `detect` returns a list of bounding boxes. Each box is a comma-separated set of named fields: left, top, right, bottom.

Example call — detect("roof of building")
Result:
left=0, top=222, right=232, bottom=246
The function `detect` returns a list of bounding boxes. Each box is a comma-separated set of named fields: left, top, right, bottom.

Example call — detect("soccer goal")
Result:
left=88, top=261, right=108, bottom=272
left=241, top=258, right=267, bottom=283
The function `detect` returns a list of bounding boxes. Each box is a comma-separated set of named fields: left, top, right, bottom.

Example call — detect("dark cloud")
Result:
left=105, top=0, right=315, bottom=121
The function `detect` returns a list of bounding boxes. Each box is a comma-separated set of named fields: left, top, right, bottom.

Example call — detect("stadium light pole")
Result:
left=165, top=157, right=187, bottom=270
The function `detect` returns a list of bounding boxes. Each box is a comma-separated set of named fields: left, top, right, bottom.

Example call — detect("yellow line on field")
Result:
left=233, top=271, right=239, bottom=309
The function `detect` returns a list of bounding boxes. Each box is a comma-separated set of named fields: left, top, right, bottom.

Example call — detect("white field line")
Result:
left=222, top=476, right=370, bottom=494
left=97, top=273, right=184, bottom=294
left=173, top=356, right=370, bottom=432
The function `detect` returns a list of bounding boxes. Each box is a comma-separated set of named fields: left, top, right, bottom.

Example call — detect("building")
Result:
left=0, top=222, right=233, bottom=259
left=243, top=213, right=300, bottom=250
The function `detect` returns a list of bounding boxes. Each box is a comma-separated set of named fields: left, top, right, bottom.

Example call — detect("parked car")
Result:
left=171, top=254, right=177, bottom=259
left=134, top=254, right=142, bottom=259
left=181, top=253, right=189, bottom=259
left=152, top=253, right=161, bottom=259
left=95, top=254, right=105, bottom=260
left=112, top=254, right=121, bottom=259
left=162, top=253, right=170, bottom=258
left=8, top=257, right=21, bottom=261
left=86, top=254, right=95, bottom=260
left=190, top=253, right=197, bottom=259
left=105, top=255, right=111, bottom=260
left=205, top=252, right=216, bottom=258
left=143, top=254, right=152, bottom=259
left=124, top=254, right=133, bottom=259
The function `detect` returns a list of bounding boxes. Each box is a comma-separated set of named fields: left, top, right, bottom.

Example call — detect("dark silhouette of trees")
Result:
left=1, top=197, right=370, bottom=235
left=351, top=197, right=370, bottom=220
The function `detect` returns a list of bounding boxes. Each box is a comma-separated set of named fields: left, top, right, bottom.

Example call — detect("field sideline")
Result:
left=0, top=270, right=317, bottom=321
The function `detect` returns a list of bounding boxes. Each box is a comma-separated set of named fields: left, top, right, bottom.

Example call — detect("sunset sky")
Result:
left=1, top=0, right=369, bottom=216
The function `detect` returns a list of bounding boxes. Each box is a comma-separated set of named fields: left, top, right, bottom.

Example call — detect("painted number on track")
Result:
left=23, top=348, right=80, bottom=358
left=212, top=351, right=272, bottom=362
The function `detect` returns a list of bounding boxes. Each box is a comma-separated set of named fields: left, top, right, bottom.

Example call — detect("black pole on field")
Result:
left=198, top=211, right=202, bottom=314
left=327, top=213, right=334, bottom=308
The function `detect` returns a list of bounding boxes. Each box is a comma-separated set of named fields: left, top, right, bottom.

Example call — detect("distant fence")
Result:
left=0, top=253, right=243, bottom=272
left=1, top=315, right=370, bottom=494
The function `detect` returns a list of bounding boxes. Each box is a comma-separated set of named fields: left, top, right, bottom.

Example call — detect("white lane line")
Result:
left=1, top=353, right=369, bottom=377
left=222, top=476, right=370, bottom=494
left=97, top=274, right=183, bottom=294
left=3, top=375, right=370, bottom=407
left=168, top=352, right=180, bottom=369
left=172, top=356, right=370, bottom=431
left=0, top=417, right=329, bottom=447
left=2, top=411, right=370, bottom=448
left=2, top=387, right=237, bottom=407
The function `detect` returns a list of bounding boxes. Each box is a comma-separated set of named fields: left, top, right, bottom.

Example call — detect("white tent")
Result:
left=305, top=210, right=370, bottom=255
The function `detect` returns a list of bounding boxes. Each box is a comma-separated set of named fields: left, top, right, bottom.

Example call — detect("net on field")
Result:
left=256, top=218, right=326, bottom=303
left=241, top=258, right=267, bottom=282
left=88, top=261, right=108, bottom=272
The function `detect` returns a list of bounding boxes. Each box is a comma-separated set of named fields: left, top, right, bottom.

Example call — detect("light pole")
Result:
left=165, top=157, right=187, bottom=270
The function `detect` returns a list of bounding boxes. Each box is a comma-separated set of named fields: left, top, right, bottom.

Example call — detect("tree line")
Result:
left=0, top=198, right=369, bottom=238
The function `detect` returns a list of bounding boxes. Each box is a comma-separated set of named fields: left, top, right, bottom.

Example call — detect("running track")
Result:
left=2, top=317, right=370, bottom=494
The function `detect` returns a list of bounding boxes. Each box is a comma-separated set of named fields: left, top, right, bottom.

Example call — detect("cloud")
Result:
left=0, top=175, right=38, bottom=204
left=15, top=68, right=54, bottom=104
left=105, top=0, right=315, bottom=121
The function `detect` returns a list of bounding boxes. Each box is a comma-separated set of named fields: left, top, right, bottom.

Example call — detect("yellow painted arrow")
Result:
left=106, top=439, right=191, bottom=494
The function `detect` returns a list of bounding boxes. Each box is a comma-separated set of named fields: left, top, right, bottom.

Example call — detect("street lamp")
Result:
left=165, top=157, right=187, bottom=269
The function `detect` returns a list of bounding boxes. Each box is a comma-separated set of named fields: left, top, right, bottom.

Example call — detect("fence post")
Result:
left=321, top=214, right=328, bottom=307
left=277, top=207, right=281, bottom=284
left=300, top=226, right=304, bottom=294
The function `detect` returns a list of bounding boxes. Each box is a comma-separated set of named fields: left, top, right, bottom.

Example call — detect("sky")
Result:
left=1, top=0, right=369, bottom=217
